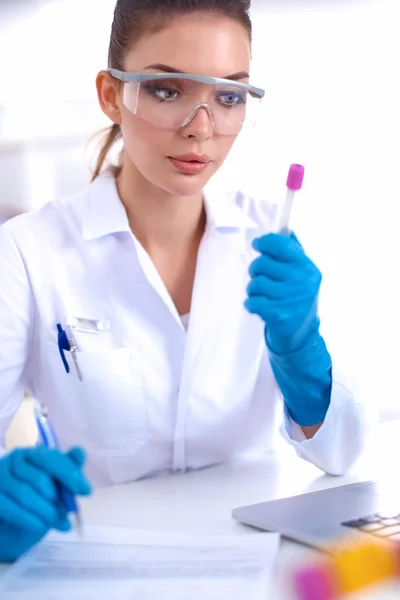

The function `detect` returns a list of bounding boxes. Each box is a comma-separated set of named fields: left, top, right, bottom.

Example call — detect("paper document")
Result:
left=0, top=526, right=280, bottom=599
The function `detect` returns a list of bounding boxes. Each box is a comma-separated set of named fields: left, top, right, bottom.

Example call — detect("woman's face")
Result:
left=114, top=13, right=252, bottom=196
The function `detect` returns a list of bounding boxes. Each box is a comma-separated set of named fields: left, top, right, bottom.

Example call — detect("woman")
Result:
left=0, top=0, right=364, bottom=561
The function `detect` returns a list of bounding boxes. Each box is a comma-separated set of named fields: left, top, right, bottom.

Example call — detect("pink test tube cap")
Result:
left=286, top=164, right=305, bottom=191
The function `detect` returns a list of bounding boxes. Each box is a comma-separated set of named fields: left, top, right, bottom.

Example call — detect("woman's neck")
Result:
left=116, top=162, right=206, bottom=255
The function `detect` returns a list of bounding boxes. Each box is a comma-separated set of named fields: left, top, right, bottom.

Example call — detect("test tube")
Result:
left=275, top=163, right=305, bottom=235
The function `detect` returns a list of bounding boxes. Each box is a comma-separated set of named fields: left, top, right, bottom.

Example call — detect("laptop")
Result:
left=232, top=480, right=400, bottom=553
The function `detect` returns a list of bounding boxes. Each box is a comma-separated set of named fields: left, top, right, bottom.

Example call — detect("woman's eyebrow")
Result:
left=143, top=63, right=250, bottom=80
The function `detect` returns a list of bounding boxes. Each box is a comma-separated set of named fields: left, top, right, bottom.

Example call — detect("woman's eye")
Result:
left=218, top=92, right=246, bottom=106
left=154, top=88, right=178, bottom=100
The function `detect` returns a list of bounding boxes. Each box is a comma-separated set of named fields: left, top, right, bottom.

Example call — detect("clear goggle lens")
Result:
left=122, top=76, right=262, bottom=135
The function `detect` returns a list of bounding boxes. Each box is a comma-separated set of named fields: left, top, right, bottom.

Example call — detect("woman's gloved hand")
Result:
left=245, top=232, right=332, bottom=427
left=0, top=446, right=92, bottom=562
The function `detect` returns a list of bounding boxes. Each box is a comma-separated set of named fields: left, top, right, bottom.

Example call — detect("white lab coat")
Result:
left=0, top=170, right=365, bottom=486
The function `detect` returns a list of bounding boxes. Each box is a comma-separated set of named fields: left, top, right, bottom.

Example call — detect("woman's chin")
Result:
left=158, top=168, right=218, bottom=197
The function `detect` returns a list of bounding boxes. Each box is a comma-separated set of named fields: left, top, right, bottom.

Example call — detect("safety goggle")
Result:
left=107, top=69, right=265, bottom=135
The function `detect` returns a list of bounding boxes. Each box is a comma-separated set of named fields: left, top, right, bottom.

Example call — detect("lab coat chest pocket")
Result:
left=44, top=341, right=147, bottom=453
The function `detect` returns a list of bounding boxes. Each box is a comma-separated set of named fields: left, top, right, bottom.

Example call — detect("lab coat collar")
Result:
left=203, top=185, right=258, bottom=231
left=82, top=169, right=131, bottom=241
left=82, top=169, right=258, bottom=241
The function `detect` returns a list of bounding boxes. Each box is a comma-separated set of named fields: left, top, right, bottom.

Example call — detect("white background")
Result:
left=0, top=0, right=399, bottom=420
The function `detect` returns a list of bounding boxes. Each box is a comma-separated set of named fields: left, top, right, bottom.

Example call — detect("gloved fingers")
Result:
left=53, top=515, right=72, bottom=532
left=244, top=296, right=294, bottom=323
left=26, top=447, right=92, bottom=497
left=66, top=446, right=86, bottom=468
left=249, top=254, right=295, bottom=281
left=249, top=257, right=322, bottom=295
left=247, top=275, right=288, bottom=300
left=10, top=449, right=58, bottom=502
left=0, top=490, right=47, bottom=532
left=247, top=276, right=316, bottom=306
left=50, top=502, right=72, bottom=532
left=289, top=231, right=304, bottom=249
left=244, top=293, right=315, bottom=322
left=252, top=233, right=306, bottom=263
left=0, top=463, right=60, bottom=527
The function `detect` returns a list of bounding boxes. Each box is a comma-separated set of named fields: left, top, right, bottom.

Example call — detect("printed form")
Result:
left=0, top=526, right=280, bottom=599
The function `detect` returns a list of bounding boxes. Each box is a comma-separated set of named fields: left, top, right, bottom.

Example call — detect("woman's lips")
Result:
left=169, top=157, right=211, bottom=174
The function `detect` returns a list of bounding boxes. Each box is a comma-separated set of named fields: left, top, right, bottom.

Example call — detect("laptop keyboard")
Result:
left=342, top=512, right=400, bottom=541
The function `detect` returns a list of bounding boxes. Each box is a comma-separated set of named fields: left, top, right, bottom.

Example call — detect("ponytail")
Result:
left=90, top=123, right=123, bottom=182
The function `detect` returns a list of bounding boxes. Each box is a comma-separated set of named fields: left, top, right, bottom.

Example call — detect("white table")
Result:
left=1, top=420, right=400, bottom=598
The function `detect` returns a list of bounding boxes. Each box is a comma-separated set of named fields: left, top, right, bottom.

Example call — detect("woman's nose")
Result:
left=181, top=104, right=214, bottom=140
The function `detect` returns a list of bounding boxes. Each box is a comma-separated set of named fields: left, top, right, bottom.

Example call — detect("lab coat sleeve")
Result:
left=0, top=225, right=34, bottom=452
left=279, top=362, right=367, bottom=475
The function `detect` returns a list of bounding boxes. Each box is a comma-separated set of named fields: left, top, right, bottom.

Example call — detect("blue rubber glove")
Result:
left=0, top=446, right=92, bottom=562
left=245, top=232, right=332, bottom=427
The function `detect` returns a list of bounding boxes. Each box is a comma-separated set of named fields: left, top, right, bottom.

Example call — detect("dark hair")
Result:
left=91, top=0, right=252, bottom=181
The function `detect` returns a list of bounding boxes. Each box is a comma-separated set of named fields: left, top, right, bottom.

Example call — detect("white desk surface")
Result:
left=1, top=420, right=400, bottom=599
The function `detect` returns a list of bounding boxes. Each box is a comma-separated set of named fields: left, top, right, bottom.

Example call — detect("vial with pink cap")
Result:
left=275, top=164, right=305, bottom=236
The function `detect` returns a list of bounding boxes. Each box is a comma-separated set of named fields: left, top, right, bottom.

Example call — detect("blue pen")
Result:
left=35, top=401, right=83, bottom=535
left=57, top=323, right=82, bottom=381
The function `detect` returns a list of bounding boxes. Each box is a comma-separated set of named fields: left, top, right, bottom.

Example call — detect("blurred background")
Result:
left=0, top=0, right=399, bottom=443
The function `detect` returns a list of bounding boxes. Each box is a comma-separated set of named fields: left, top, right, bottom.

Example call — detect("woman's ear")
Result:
left=96, top=70, right=122, bottom=125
